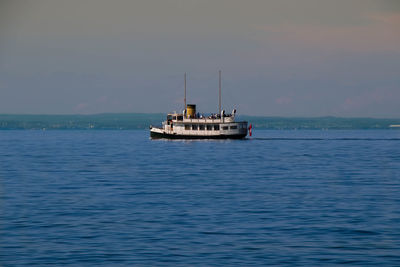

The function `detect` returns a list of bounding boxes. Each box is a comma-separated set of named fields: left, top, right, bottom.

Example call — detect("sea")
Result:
left=1, top=129, right=400, bottom=266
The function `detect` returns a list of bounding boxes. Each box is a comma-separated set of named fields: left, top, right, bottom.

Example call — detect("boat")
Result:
left=150, top=71, right=250, bottom=139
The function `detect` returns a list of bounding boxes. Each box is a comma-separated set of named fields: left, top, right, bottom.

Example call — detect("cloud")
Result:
left=275, top=96, right=292, bottom=105
left=334, top=86, right=399, bottom=117
left=343, top=90, right=385, bottom=110
left=73, top=102, right=89, bottom=113
left=254, top=12, right=400, bottom=53
left=95, top=95, right=108, bottom=104
left=73, top=96, right=108, bottom=113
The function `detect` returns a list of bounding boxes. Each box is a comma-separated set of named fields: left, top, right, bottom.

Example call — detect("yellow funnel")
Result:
left=187, top=104, right=196, bottom=118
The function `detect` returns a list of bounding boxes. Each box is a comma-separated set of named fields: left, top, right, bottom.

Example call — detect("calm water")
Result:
left=1, top=130, right=400, bottom=266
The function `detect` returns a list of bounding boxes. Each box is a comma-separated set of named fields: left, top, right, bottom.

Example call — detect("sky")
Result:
left=0, top=0, right=399, bottom=117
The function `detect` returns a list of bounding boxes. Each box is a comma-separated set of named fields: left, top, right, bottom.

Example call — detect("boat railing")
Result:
left=181, top=114, right=235, bottom=123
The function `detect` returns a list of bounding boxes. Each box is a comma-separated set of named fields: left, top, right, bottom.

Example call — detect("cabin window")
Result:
left=185, top=125, right=190, bottom=130
left=199, top=124, right=205, bottom=130
left=177, top=115, right=183, bottom=121
left=192, top=124, right=198, bottom=130
left=173, top=116, right=177, bottom=120
left=214, top=125, right=220, bottom=130
left=230, top=125, right=237, bottom=129
left=222, top=126, right=229, bottom=130
left=206, top=125, right=212, bottom=130
left=167, top=115, right=172, bottom=120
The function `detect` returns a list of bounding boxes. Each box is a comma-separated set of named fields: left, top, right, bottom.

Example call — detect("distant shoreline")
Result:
left=0, top=113, right=399, bottom=130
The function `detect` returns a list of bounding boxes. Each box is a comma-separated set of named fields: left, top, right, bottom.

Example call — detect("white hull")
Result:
left=150, top=117, right=248, bottom=139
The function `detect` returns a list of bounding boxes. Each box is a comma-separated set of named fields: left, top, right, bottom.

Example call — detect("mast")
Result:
left=184, top=72, right=187, bottom=112
left=219, top=70, right=221, bottom=115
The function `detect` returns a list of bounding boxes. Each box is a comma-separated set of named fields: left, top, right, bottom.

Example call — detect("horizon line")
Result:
left=0, top=113, right=399, bottom=120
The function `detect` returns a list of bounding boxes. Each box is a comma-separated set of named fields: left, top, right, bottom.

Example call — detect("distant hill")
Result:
left=0, top=114, right=399, bottom=130
left=238, top=116, right=400, bottom=130
left=0, top=113, right=164, bottom=130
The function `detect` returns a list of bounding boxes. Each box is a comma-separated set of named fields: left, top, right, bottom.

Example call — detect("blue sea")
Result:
left=1, top=130, right=400, bottom=266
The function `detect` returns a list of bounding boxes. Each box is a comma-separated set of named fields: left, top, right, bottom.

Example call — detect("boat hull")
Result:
left=150, top=131, right=247, bottom=140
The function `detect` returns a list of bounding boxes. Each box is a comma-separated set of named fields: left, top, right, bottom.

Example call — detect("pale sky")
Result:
left=0, top=0, right=399, bottom=117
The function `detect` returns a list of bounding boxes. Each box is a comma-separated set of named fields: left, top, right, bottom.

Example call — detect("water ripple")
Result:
left=1, top=130, right=400, bottom=266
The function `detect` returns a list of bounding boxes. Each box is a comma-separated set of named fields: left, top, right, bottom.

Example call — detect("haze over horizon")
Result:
left=1, top=0, right=399, bottom=117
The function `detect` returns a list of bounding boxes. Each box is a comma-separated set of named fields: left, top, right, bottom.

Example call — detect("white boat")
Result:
left=150, top=71, right=250, bottom=139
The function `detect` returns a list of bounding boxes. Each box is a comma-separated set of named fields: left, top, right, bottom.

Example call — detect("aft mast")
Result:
left=219, top=70, right=222, bottom=116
